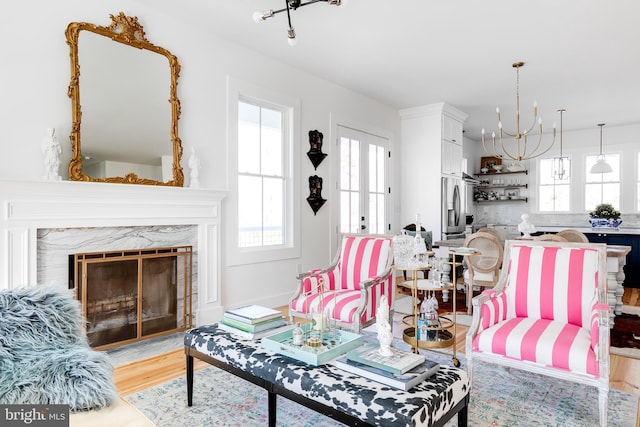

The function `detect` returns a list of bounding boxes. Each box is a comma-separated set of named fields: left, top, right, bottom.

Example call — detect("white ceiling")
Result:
left=155, top=0, right=640, bottom=140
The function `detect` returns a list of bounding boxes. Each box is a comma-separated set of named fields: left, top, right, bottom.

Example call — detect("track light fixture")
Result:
left=253, top=0, right=343, bottom=46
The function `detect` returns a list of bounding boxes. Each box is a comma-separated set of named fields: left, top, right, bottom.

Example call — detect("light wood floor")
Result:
left=114, top=287, right=640, bottom=425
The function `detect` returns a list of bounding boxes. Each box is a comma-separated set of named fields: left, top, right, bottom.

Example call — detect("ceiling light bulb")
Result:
left=253, top=10, right=273, bottom=23
left=287, top=28, right=297, bottom=46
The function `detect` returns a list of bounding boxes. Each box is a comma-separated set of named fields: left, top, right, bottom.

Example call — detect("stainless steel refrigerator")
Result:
left=441, top=176, right=467, bottom=240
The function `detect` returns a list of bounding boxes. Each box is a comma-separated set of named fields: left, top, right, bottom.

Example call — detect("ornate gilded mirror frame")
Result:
left=66, top=12, right=184, bottom=186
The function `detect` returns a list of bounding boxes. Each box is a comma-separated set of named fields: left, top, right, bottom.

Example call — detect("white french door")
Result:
left=338, top=126, right=389, bottom=234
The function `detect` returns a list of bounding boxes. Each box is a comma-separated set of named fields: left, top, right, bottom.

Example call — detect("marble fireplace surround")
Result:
left=0, top=180, right=227, bottom=325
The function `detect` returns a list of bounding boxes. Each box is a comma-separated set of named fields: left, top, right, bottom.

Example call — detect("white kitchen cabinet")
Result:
left=399, top=103, right=468, bottom=239
left=443, top=115, right=463, bottom=144
left=441, top=113, right=464, bottom=176
left=442, top=139, right=463, bottom=176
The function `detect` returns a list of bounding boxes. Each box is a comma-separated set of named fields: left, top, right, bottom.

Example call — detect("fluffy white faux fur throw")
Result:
left=0, top=285, right=118, bottom=411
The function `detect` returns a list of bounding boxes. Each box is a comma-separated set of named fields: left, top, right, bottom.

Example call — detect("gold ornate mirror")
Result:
left=66, top=12, right=184, bottom=186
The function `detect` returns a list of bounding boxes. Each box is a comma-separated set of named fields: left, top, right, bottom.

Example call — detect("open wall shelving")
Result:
left=473, top=170, right=528, bottom=204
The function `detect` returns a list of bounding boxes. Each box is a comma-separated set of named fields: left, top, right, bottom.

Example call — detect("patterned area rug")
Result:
left=126, top=347, right=638, bottom=427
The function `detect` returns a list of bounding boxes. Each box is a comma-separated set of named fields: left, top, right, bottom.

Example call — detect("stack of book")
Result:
left=218, top=305, right=293, bottom=340
left=335, top=344, right=439, bottom=390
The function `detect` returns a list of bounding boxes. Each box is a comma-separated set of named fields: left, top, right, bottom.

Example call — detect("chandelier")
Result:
left=482, top=62, right=557, bottom=162
left=253, top=0, right=343, bottom=46
left=552, top=109, right=570, bottom=180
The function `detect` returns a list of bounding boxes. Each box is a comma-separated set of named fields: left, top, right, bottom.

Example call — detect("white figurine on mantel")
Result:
left=188, top=147, right=200, bottom=188
left=376, top=295, right=393, bottom=357
left=518, top=213, right=537, bottom=238
left=42, top=127, right=62, bottom=181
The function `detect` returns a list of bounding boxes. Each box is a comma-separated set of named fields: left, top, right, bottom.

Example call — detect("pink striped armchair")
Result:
left=466, top=240, right=610, bottom=426
left=289, top=234, right=394, bottom=332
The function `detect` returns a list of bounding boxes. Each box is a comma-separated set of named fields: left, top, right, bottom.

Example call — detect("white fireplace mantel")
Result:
left=0, top=179, right=227, bottom=324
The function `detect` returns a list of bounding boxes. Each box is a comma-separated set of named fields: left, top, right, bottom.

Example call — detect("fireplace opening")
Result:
left=69, top=246, right=192, bottom=349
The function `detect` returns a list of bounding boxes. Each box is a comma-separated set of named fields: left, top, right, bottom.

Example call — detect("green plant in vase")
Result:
left=588, top=203, right=622, bottom=229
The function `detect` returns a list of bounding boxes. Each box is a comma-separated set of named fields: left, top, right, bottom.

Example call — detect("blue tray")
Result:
left=261, top=324, right=364, bottom=365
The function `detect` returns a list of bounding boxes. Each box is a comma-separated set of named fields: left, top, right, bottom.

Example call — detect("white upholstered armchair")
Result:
left=466, top=240, right=610, bottom=426
left=289, top=233, right=394, bottom=332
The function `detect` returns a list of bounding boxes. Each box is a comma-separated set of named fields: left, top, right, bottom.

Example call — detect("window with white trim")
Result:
left=226, top=78, right=299, bottom=267
left=538, top=158, right=571, bottom=212
left=237, top=99, right=289, bottom=248
left=585, top=153, right=620, bottom=210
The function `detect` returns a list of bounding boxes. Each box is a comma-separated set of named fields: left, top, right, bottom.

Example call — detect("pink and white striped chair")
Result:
left=289, top=234, right=394, bottom=332
left=466, top=240, right=610, bottom=426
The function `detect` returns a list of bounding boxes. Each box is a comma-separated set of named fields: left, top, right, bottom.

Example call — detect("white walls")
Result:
left=0, top=1, right=400, bottom=313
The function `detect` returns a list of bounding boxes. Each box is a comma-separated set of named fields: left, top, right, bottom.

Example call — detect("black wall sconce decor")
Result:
left=306, top=175, right=327, bottom=215
left=306, top=129, right=327, bottom=170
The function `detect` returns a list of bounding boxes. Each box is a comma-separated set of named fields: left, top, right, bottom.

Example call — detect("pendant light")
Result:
left=590, top=123, right=613, bottom=174
left=552, top=109, right=570, bottom=180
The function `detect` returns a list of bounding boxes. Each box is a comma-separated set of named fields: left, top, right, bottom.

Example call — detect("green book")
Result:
left=346, top=344, right=425, bottom=375
left=221, top=315, right=285, bottom=332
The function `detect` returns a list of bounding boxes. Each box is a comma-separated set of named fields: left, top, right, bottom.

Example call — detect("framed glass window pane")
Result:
left=368, top=145, right=386, bottom=234
left=340, top=191, right=351, bottom=233
left=538, top=158, right=555, bottom=185
left=350, top=141, right=360, bottom=191
left=340, top=137, right=361, bottom=233
left=260, top=109, right=283, bottom=176
left=538, top=158, right=570, bottom=212
left=262, top=177, right=284, bottom=245
left=350, top=192, right=359, bottom=232
left=554, top=185, right=571, bottom=211
left=539, top=185, right=555, bottom=211
left=238, top=175, right=262, bottom=247
left=238, top=102, right=261, bottom=174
